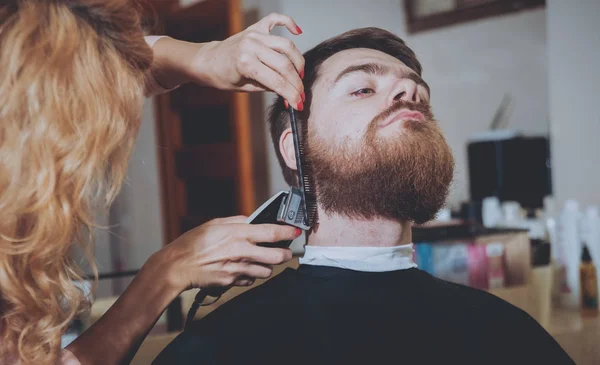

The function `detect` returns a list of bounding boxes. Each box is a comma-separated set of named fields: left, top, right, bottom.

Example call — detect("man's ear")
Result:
left=279, top=127, right=297, bottom=171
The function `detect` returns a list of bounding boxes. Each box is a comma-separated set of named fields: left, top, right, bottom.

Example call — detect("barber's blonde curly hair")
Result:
left=0, top=0, right=153, bottom=363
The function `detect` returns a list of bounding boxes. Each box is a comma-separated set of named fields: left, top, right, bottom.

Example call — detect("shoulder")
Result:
left=421, top=273, right=574, bottom=364
left=424, top=273, right=539, bottom=326
left=409, top=270, right=543, bottom=334
left=152, top=269, right=302, bottom=364
left=186, top=268, right=302, bottom=335
left=199, top=267, right=301, bottom=326
left=415, top=270, right=518, bottom=309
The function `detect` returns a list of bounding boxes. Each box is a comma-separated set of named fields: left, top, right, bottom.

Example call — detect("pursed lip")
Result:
left=379, top=109, right=425, bottom=128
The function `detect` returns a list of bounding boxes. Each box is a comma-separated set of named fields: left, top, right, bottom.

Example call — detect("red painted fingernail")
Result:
left=284, top=100, right=289, bottom=109
left=301, top=92, right=305, bottom=102
left=295, top=228, right=302, bottom=237
left=300, top=70, right=305, bottom=79
left=296, top=25, right=303, bottom=34
left=297, top=101, right=304, bottom=111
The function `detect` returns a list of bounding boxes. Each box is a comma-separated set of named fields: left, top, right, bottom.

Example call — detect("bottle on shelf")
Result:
left=580, top=244, right=599, bottom=317
left=557, top=200, right=582, bottom=309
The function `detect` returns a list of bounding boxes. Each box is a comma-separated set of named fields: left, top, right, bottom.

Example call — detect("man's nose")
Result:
left=388, top=79, right=420, bottom=106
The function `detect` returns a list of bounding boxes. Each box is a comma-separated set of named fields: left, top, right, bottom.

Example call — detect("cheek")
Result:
left=317, top=106, right=373, bottom=145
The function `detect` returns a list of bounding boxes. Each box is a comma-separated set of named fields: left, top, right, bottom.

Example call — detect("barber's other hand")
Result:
left=193, top=13, right=305, bottom=110
left=155, top=216, right=299, bottom=293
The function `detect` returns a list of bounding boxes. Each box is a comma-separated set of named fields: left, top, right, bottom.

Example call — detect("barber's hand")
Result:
left=193, top=13, right=305, bottom=110
left=157, top=215, right=300, bottom=293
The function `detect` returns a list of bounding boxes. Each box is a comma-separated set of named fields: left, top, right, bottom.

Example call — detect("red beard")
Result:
left=309, top=100, right=455, bottom=224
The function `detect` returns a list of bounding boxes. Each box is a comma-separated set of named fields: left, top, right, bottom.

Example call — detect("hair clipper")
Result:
left=245, top=187, right=310, bottom=248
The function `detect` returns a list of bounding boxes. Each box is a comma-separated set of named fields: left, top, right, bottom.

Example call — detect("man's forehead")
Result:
left=317, top=48, right=416, bottom=83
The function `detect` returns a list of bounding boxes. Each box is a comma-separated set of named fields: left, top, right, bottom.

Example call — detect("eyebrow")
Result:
left=333, top=62, right=430, bottom=95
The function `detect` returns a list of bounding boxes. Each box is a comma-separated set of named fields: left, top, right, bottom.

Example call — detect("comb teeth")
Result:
left=288, top=107, right=318, bottom=227
left=299, top=150, right=318, bottom=226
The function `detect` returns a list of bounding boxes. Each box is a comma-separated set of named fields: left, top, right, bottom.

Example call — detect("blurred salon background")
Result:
left=70, top=1, right=599, bottom=363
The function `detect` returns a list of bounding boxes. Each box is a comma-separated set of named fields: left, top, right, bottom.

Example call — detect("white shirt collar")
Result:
left=298, top=244, right=416, bottom=272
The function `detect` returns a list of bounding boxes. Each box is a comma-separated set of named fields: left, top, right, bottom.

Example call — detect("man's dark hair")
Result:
left=267, top=27, right=423, bottom=186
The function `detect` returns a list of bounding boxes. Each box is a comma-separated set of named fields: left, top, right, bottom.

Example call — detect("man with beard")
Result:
left=154, top=28, right=574, bottom=365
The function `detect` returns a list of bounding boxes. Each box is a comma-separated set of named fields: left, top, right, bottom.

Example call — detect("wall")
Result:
left=119, top=98, right=165, bottom=269
left=267, top=0, right=549, bottom=209
left=547, top=0, right=600, bottom=208
left=102, top=98, right=165, bottom=295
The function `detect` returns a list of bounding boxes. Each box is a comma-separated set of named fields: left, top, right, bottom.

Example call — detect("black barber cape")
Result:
left=153, top=265, right=574, bottom=365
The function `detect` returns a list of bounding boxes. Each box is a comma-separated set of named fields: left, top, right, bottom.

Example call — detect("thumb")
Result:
left=206, top=215, right=249, bottom=226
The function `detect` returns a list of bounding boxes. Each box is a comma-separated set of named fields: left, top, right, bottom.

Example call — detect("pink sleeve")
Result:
left=143, top=35, right=180, bottom=97
left=57, top=350, right=80, bottom=365
left=145, top=35, right=168, bottom=48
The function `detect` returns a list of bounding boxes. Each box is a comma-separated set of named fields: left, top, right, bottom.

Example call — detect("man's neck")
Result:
left=307, top=211, right=412, bottom=247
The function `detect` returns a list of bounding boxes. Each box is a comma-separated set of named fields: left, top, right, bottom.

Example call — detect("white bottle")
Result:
left=543, top=196, right=559, bottom=262
left=582, top=207, right=600, bottom=261
left=557, top=200, right=582, bottom=309
left=502, top=201, right=523, bottom=228
left=486, top=243, right=505, bottom=289
left=582, top=206, right=600, bottom=299
left=544, top=196, right=564, bottom=303
left=482, top=196, right=502, bottom=228
left=435, top=208, right=452, bottom=222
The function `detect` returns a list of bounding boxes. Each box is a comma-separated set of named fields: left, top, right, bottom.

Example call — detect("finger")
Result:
left=256, top=47, right=303, bottom=99
left=233, top=277, right=256, bottom=287
left=235, top=223, right=299, bottom=244
left=245, top=57, right=303, bottom=109
left=208, top=215, right=248, bottom=226
left=239, top=244, right=294, bottom=266
left=237, top=82, right=269, bottom=93
left=248, top=33, right=305, bottom=78
left=250, top=13, right=302, bottom=35
left=236, top=263, right=274, bottom=280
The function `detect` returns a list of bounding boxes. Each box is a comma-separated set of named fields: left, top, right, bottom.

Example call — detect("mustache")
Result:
left=370, top=100, right=434, bottom=128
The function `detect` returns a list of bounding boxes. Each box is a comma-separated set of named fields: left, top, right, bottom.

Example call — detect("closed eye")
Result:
left=351, top=88, right=375, bottom=97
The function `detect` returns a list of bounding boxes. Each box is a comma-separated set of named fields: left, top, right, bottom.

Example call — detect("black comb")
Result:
left=288, top=106, right=318, bottom=227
